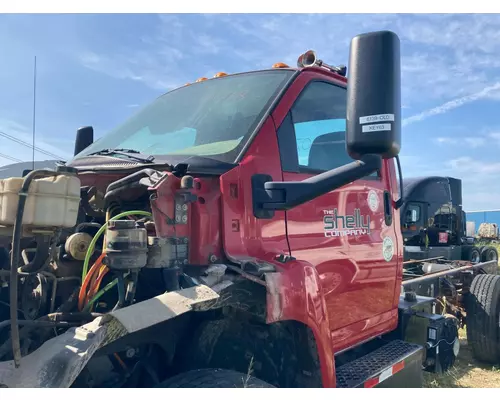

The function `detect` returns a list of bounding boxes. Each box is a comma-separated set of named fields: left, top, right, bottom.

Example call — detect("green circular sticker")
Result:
left=383, top=237, right=394, bottom=262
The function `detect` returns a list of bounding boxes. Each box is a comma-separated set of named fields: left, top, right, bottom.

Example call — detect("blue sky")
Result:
left=1, top=13, right=500, bottom=211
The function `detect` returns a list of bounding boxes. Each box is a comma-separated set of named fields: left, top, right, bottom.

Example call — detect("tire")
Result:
left=480, top=246, right=499, bottom=264
left=463, top=246, right=481, bottom=263
left=465, top=274, right=500, bottom=363
left=156, top=368, right=275, bottom=388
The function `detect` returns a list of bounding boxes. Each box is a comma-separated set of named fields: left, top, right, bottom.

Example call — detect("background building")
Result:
left=465, top=209, right=500, bottom=237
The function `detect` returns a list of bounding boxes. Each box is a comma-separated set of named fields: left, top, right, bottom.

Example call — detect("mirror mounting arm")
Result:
left=252, top=154, right=382, bottom=219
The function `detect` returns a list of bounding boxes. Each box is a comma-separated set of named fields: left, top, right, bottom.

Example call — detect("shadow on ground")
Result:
left=423, top=331, right=500, bottom=388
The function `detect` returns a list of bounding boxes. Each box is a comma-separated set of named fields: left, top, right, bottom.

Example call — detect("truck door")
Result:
left=273, top=72, right=400, bottom=352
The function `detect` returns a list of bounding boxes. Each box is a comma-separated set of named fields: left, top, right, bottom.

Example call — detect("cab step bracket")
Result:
left=335, top=340, right=424, bottom=388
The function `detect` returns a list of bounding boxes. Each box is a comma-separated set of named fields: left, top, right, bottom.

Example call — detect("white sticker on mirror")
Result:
left=359, top=114, right=395, bottom=124
left=362, top=123, right=392, bottom=133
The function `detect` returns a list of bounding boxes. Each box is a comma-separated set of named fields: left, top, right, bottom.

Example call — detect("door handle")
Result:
left=384, top=191, right=393, bottom=226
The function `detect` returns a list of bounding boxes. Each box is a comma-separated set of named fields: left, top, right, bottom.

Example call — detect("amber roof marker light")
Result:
left=272, top=62, right=289, bottom=69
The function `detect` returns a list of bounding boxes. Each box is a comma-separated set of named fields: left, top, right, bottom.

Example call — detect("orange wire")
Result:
left=86, top=265, right=109, bottom=303
left=84, top=268, right=110, bottom=312
left=78, top=253, right=106, bottom=311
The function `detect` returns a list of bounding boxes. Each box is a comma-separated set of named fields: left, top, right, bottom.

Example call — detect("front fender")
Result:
left=0, top=285, right=219, bottom=388
left=265, top=260, right=335, bottom=388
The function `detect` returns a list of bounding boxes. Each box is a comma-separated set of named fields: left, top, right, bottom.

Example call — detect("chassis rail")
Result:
left=402, top=259, right=498, bottom=286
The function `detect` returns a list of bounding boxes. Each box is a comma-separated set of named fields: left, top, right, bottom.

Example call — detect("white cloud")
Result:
left=489, top=132, right=500, bottom=144
left=444, top=156, right=500, bottom=211
left=465, top=137, right=486, bottom=148
left=433, top=136, right=486, bottom=148
left=403, top=82, right=500, bottom=126
left=446, top=157, right=500, bottom=174
left=435, top=137, right=457, bottom=145
left=73, top=14, right=500, bottom=122
left=78, top=49, right=184, bottom=91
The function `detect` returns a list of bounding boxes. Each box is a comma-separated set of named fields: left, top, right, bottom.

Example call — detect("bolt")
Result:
left=176, top=204, right=181, bottom=211
left=182, top=215, right=188, bottom=223
left=182, top=204, right=188, bottom=211
left=176, top=215, right=181, bottom=223
left=125, top=347, right=136, bottom=358
left=209, top=254, right=217, bottom=263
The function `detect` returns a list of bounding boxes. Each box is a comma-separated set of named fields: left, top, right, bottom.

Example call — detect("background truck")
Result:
left=400, top=175, right=500, bottom=363
left=0, top=30, right=498, bottom=388
left=401, top=176, right=498, bottom=263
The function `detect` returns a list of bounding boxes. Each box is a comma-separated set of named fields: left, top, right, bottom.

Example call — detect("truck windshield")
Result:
left=73, top=70, right=295, bottom=164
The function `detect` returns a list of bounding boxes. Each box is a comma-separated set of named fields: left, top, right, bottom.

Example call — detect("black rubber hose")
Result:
left=0, top=319, right=81, bottom=331
left=75, top=222, right=102, bottom=233
left=18, top=235, right=51, bottom=273
left=9, top=169, right=60, bottom=368
left=0, top=287, right=81, bottom=359
left=112, top=274, right=126, bottom=311
left=45, top=311, right=102, bottom=323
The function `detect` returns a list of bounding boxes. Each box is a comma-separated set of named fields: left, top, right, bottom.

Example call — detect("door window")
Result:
left=283, top=80, right=378, bottom=178
left=404, top=203, right=422, bottom=227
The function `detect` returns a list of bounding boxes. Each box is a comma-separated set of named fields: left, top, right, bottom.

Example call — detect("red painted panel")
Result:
left=220, top=116, right=289, bottom=264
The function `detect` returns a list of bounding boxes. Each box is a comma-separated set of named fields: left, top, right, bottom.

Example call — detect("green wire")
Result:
left=83, top=278, right=118, bottom=312
left=81, top=210, right=152, bottom=281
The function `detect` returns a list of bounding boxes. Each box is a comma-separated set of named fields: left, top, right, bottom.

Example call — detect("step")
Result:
left=335, top=340, right=424, bottom=388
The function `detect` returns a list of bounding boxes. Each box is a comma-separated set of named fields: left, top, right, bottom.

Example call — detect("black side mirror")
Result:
left=346, top=30, right=404, bottom=208
left=74, top=126, right=94, bottom=156
left=346, top=31, right=401, bottom=160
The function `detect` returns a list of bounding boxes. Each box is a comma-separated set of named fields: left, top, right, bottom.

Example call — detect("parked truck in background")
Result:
left=400, top=175, right=500, bottom=364
left=401, top=176, right=498, bottom=263
left=0, top=30, right=498, bottom=388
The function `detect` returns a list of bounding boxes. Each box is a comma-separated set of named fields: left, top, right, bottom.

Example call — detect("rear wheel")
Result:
left=465, top=274, right=500, bottom=363
left=480, top=246, right=499, bottom=264
left=156, top=369, right=275, bottom=388
left=463, top=246, right=481, bottom=263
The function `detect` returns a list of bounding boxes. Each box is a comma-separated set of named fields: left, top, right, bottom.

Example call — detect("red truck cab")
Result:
left=217, top=66, right=402, bottom=385
left=63, top=31, right=412, bottom=388
left=3, top=31, right=451, bottom=389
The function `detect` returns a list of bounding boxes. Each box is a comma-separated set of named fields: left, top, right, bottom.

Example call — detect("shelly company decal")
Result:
left=323, top=209, right=370, bottom=237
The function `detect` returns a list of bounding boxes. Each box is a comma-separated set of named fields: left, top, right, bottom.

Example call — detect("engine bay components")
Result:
left=21, top=274, right=49, bottom=320
left=104, top=220, right=148, bottom=271
left=0, top=164, right=233, bottom=387
left=65, top=232, right=94, bottom=261
left=146, top=236, right=188, bottom=269
left=0, top=174, right=81, bottom=228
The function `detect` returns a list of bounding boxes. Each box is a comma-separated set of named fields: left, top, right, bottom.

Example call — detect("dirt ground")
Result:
left=422, top=330, right=500, bottom=387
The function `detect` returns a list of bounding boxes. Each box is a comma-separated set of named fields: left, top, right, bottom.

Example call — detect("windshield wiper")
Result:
left=87, top=148, right=155, bottom=164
